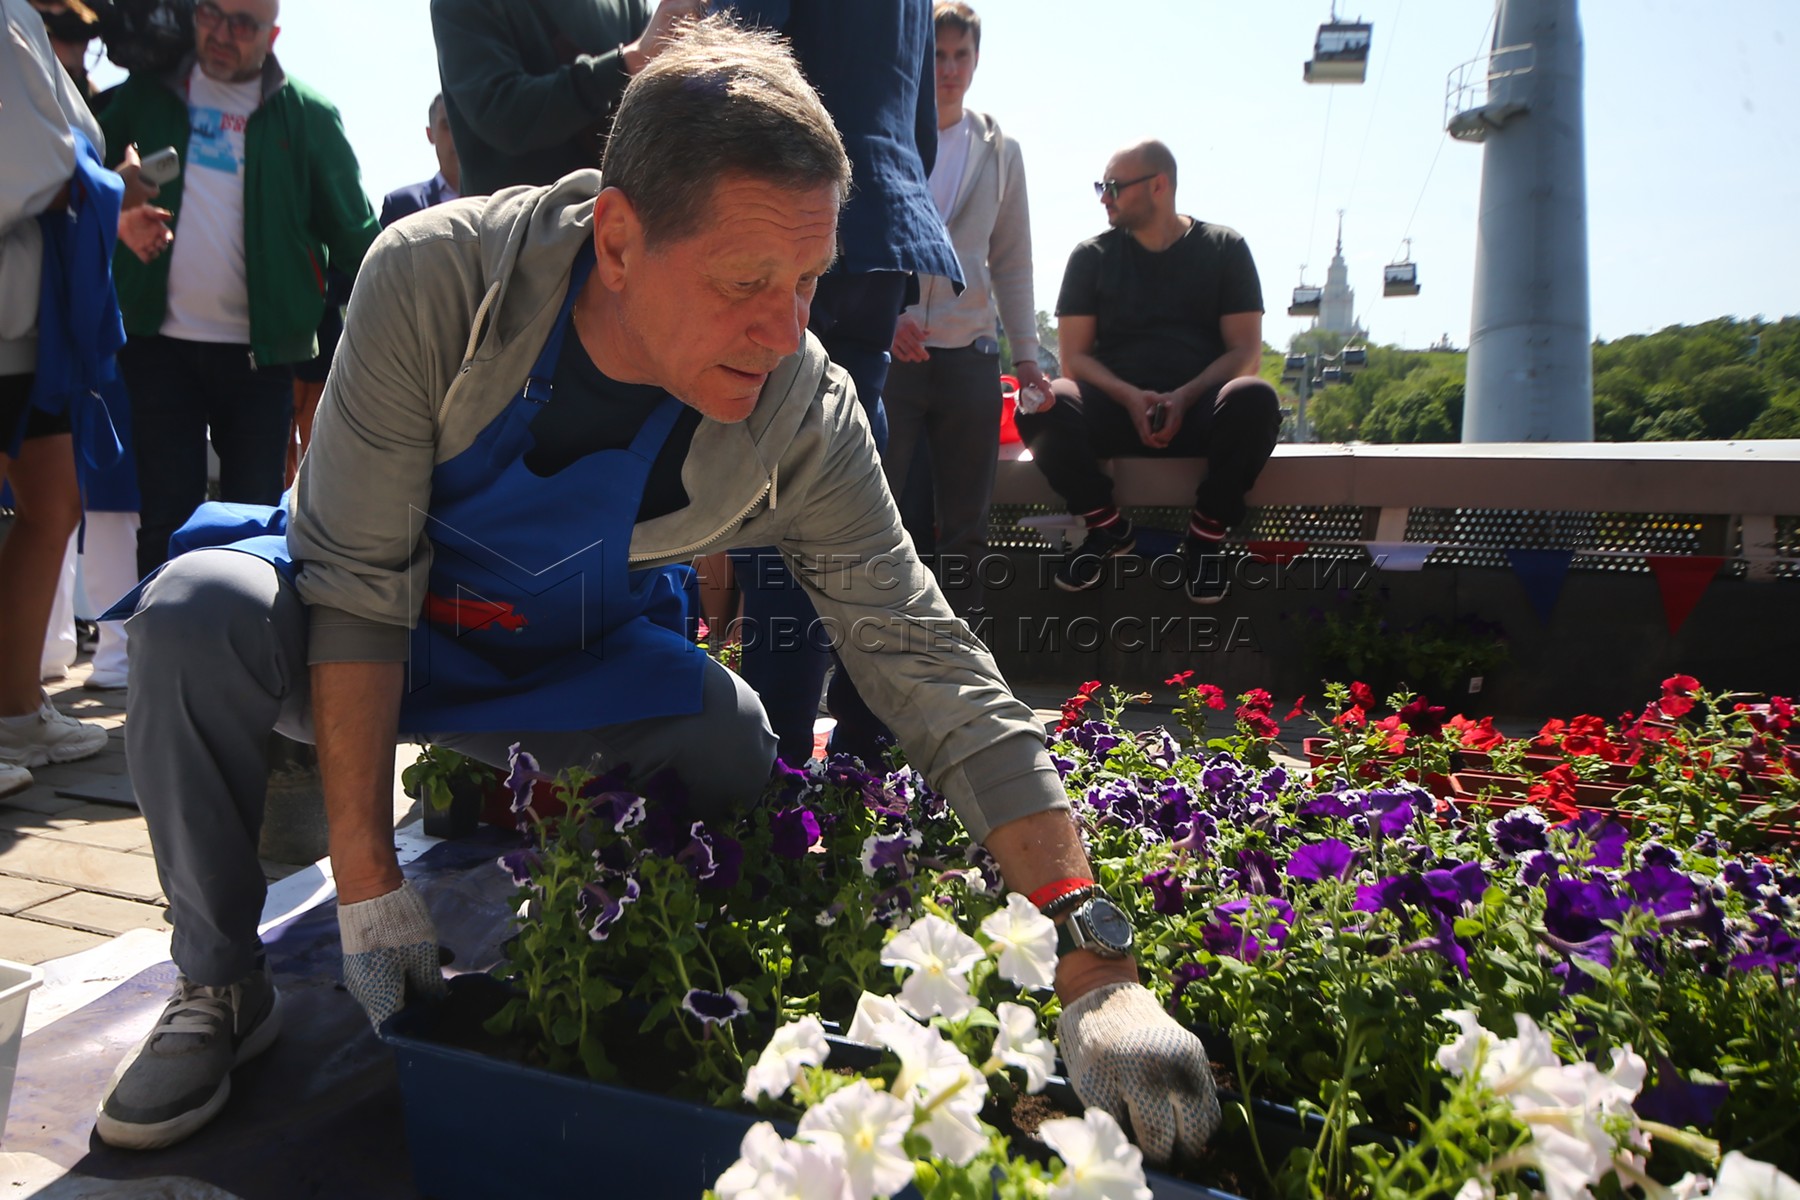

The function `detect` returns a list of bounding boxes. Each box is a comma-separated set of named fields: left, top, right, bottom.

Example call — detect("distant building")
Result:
left=1316, top=215, right=1365, bottom=340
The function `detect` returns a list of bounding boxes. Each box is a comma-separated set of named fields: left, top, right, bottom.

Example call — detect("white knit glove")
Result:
left=1056, top=981, right=1222, bottom=1165
left=338, top=881, right=447, bottom=1029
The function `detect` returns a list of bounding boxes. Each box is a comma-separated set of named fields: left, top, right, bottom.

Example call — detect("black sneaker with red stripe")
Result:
left=1053, top=519, right=1137, bottom=592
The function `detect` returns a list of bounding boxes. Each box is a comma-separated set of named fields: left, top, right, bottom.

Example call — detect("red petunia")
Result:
left=1527, top=762, right=1581, bottom=819
left=1399, top=697, right=1449, bottom=740
left=1349, top=681, right=1377, bottom=711
left=1659, top=674, right=1701, bottom=719
left=1285, top=696, right=1307, bottom=721
left=1165, top=670, right=1196, bottom=688
left=1237, top=708, right=1280, bottom=740
left=1241, top=688, right=1275, bottom=714
left=1448, top=714, right=1505, bottom=752
left=1373, top=714, right=1408, bottom=754
left=1195, top=684, right=1227, bottom=711
left=1332, top=707, right=1368, bottom=729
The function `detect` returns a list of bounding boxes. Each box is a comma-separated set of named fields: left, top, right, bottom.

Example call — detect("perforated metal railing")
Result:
left=989, top=504, right=1795, bottom=579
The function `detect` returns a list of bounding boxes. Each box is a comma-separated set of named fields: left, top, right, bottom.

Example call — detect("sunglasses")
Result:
left=1093, top=173, right=1157, bottom=201
left=194, top=1, right=273, bottom=40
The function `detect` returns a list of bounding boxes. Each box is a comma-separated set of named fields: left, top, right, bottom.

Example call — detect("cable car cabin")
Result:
left=1288, top=286, right=1323, bottom=317
left=1282, top=354, right=1308, bottom=379
left=1320, top=367, right=1347, bottom=384
left=1341, top=347, right=1368, bottom=369
left=1304, top=22, right=1371, bottom=84
left=1383, top=261, right=1421, bottom=297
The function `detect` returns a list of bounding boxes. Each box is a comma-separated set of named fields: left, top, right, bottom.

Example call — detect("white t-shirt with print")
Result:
left=929, top=112, right=974, bottom=221
left=161, top=69, right=261, bottom=344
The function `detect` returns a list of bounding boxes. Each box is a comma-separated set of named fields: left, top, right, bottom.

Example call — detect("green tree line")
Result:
left=1265, top=315, right=1800, bottom=443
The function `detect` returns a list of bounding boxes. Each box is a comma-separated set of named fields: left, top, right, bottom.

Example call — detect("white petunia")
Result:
left=879, top=1012, right=989, bottom=1167
left=743, top=1017, right=830, bottom=1103
left=993, top=1002, right=1055, bottom=1093
left=796, top=1080, right=915, bottom=1200
left=881, top=915, right=983, bottom=1021
left=1453, top=1179, right=1494, bottom=1200
left=715, top=1121, right=855, bottom=1200
left=1040, top=1108, right=1152, bottom=1200
left=845, top=992, right=912, bottom=1045
left=1714, top=1153, right=1800, bottom=1200
left=978, top=893, right=1059, bottom=991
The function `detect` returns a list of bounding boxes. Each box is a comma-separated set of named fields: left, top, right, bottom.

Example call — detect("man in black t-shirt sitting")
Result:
left=1015, top=139, right=1280, bottom=603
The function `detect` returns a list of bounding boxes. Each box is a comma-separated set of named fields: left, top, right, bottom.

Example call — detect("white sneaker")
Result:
left=0, top=762, right=32, bottom=798
left=0, top=697, right=110, bottom=768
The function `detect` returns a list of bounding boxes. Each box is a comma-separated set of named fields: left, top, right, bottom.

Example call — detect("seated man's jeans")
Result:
left=1013, top=375, right=1282, bottom=528
left=124, top=549, right=776, bottom=987
left=732, top=270, right=907, bottom=769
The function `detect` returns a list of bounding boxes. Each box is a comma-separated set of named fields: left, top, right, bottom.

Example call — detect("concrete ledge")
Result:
left=994, top=440, right=1800, bottom=514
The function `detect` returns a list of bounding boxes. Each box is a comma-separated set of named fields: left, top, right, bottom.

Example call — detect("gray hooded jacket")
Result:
left=287, top=171, right=1064, bottom=839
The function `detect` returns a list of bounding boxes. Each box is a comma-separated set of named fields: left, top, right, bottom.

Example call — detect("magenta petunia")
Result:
left=1286, top=839, right=1356, bottom=881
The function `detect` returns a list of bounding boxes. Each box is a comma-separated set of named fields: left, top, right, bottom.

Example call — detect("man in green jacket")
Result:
left=99, top=0, right=379, bottom=578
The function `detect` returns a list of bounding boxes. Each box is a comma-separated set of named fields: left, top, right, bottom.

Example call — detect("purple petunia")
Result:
left=1729, top=911, right=1800, bottom=972
left=590, top=790, right=647, bottom=834
left=1169, top=961, right=1208, bottom=1008
left=1423, top=862, right=1488, bottom=909
left=1519, top=849, right=1563, bottom=886
left=1142, top=867, right=1186, bottom=915
left=1634, top=1060, right=1730, bottom=1128
left=504, top=743, right=552, bottom=821
left=860, top=828, right=922, bottom=879
left=1563, top=812, right=1629, bottom=869
left=1286, top=839, right=1356, bottom=881
left=1297, top=794, right=1355, bottom=820
left=1203, top=896, right=1295, bottom=962
left=1723, top=858, right=1774, bottom=899
left=577, top=876, right=640, bottom=940
left=1362, top=789, right=1421, bottom=838
left=1071, top=721, right=1123, bottom=758
left=1236, top=848, right=1282, bottom=896
left=681, top=987, right=749, bottom=1025
left=1541, top=876, right=1627, bottom=963
left=1637, top=840, right=1682, bottom=870
left=1049, top=751, right=1078, bottom=780
left=498, top=848, right=541, bottom=887
left=1489, top=807, right=1551, bottom=856
left=675, top=821, right=743, bottom=889
left=768, top=807, right=821, bottom=859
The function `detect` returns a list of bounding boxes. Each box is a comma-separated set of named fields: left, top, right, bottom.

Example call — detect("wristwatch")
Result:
left=1054, top=894, right=1136, bottom=959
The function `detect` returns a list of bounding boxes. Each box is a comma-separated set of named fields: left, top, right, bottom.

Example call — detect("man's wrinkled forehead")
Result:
left=215, top=0, right=278, bottom=22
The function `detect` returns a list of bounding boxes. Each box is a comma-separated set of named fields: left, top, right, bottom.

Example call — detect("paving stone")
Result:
left=0, top=808, right=86, bottom=834
left=0, top=832, right=164, bottom=902
left=0, top=786, right=83, bottom=816
left=0, top=913, right=109, bottom=964
left=0, top=875, right=70, bottom=914
left=39, top=819, right=151, bottom=852
left=21, top=890, right=169, bottom=935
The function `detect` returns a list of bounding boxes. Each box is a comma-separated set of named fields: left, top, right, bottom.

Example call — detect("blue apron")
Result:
left=108, top=248, right=705, bottom=733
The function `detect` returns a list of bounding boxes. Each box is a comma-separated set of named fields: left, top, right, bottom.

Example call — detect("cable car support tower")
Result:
left=1449, top=0, right=1593, bottom=442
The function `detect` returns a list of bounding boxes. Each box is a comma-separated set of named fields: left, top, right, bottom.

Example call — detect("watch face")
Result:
left=1083, top=898, right=1135, bottom=953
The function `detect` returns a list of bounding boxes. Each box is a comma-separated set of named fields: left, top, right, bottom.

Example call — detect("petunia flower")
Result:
left=1286, top=838, right=1356, bottom=881
left=681, top=987, right=748, bottom=1025
left=1633, top=1056, right=1729, bottom=1129
left=576, top=876, right=640, bottom=941
left=504, top=742, right=552, bottom=820
left=1141, top=867, right=1186, bottom=916
left=769, top=806, right=822, bottom=859
left=1236, top=848, right=1281, bottom=895
left=845, top=992, right=910, bottom=1045
left=859, top=828, right=922, bottom=879
left=1712, top=1151, right=1800, bottom=1200
left=978, top=893, right=1058, bottom=990
left=1039, top=1108, right=1152, bottom=1200
left=1362, top=788, right=1421, bottom=837
left=714, top=1121, right=853, bottom=1200
left=1489, top=807, right=1551, bottom=856
left=796, top=1080, right=914, bottom=1200
left=497, top=848, right=541, bottom=888
left=877, top=1010, right=989, bottom=1166
left=993, top=1001, right=1055, bottom=1093
left=1203, top=896, right=1294, bottom=962
left=1399, top=697, right=1449, bottom=739
left=589, top=790, right=646, bottom=833
left=881, top=914, right=983, bottom=1020
left=742, top=1016, right=829, bottom=1102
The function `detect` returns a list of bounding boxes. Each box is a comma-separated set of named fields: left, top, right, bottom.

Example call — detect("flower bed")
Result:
left=386, top=674, right=1799, bottom=1199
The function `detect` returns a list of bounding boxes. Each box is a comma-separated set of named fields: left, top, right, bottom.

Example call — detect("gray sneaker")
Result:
left=95, top=961, right=282, bottom=1150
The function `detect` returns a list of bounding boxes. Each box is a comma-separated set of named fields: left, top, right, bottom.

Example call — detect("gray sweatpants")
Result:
left=125, top=549, right=777, bottom=985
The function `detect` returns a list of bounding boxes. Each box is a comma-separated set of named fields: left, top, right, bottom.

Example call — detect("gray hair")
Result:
left=601, top=16, right=852, bottom=247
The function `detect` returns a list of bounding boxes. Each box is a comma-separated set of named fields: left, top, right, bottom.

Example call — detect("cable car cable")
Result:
left=1305, top=86, right=1335, bottom=278
left=1345, top=0, right=1403, bottom=212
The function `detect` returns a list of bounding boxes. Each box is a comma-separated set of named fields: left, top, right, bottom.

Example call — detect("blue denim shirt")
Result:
left=714, top=0, right=963, bottom=285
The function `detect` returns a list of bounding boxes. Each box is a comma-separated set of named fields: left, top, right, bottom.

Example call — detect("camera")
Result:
left=92, top=0, right=195, bottom=76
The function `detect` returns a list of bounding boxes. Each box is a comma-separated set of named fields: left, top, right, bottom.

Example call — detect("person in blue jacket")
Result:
left=713, top=0, right=965, bottom=770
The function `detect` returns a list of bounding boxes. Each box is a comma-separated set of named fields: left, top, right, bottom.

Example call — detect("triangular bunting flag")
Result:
left=1365, top=541, right=1436, bottom=571
left=1646, top=555, right=1726, bottom=636
left=1245, top=539, right=1308, bottom=566
left=1506, top=548, right=1575, bottom=626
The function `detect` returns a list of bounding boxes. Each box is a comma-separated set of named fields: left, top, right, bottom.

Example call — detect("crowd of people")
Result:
left=1, top=0, right=1281, bottom=1167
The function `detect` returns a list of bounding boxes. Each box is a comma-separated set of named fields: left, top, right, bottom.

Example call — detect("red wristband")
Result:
left=1028, top=876, right=1096, bottom=911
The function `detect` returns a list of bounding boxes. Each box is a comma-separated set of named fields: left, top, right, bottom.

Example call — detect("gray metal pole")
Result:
left=1462, top=0, right=1594, bottom=442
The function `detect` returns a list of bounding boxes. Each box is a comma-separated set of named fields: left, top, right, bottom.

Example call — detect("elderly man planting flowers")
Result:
left=96, top=16, right=1215, bottom=1162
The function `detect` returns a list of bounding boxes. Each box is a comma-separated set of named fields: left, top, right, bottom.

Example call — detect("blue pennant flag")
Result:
left=1506, top=548, right=1575, bottom=626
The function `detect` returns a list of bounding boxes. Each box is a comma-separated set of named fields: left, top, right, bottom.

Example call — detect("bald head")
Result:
left=1116, top=139, right=1177, bottom=190
left=195, top=0, right=281, bottom=83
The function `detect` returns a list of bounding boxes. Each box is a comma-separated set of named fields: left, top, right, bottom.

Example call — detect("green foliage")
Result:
left=399, top=744, right=492, bottom=812
left=1282, top=315, right=1800, bottom=443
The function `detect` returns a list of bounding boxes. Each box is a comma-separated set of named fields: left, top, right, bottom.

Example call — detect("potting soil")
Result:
left=5, top=829, right=522, bottom=1199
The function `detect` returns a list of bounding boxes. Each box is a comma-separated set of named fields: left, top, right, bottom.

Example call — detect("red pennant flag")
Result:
left=1646, top=555, right=1725, bottom=636
left=1245, top=539, right=1308, bottom=566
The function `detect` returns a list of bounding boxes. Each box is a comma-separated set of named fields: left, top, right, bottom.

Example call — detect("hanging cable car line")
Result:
left=1344, top=0, right=1403, bottom=213
left=1304, top=86, right=1335, bottom=283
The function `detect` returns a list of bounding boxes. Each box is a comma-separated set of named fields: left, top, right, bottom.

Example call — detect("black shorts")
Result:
left=1, top=372, right=73, bottom=449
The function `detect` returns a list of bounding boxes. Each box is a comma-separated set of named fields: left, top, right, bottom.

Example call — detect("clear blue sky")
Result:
left=95, top=0, right=1799, bottom=350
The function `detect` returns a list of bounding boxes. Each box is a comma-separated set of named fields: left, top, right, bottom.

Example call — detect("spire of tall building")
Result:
left=1319, top=211, right=1357, bottom=336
